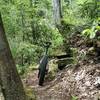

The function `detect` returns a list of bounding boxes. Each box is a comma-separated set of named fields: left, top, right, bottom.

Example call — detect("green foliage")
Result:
left=79, top=0, right=99, bottom=19
left=82, top=29, right=95, bottom=39
left=82, top=18, right=100, bottom=39
left=0, top=0, right=99, bottom=73
left=25, top=86, right=36, bottom=100
left=71, top=95, right=78, bottom=100
left=52, top=28, right=63, bottom=47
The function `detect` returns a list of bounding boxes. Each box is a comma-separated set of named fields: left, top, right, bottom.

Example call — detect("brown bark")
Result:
left=0, top=14, right=27, bottom=100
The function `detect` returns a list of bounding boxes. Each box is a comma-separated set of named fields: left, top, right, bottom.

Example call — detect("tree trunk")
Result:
left=20, top=6, right=25, bottom=66
left=0, top=85, right=4, bottom=100
left=52, top=0, right=72, bottom=56
left=0, top=14, right=27, bottom=100
left=52, top=0, right=62, bottom=26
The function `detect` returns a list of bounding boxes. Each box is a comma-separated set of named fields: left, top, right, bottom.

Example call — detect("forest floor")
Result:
left=23, top=61, right=100, bottom=100
left=23, top=34, right=100, bottom=100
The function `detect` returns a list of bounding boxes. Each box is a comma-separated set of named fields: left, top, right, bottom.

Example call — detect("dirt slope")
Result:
left=24, top=60, right=100, bottom=100
left=24, top=34, right=100, bottom=100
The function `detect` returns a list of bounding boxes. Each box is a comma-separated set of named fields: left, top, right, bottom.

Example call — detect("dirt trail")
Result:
left=24, top=61, right=100, bottom=100
left=24, top=34, right=100, bottom=100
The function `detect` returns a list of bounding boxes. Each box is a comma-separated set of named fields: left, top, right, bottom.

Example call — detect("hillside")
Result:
left=24, top=58, right=100, bottom=100
left=24, top=34, right=100, bottom=100
left=0, top=0, right=100, bottom=100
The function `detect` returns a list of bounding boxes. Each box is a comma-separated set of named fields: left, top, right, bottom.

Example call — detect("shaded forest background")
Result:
left=0, top=0, right=99, bottom=75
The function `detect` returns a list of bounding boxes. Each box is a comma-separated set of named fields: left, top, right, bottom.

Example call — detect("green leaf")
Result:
left=82, top=29, right=92, bottom=37
left=90, top=32, right=96, bottom=39
left=96, top=26, right=100, bottom=30
left=71, top=95, right=78, bottom=100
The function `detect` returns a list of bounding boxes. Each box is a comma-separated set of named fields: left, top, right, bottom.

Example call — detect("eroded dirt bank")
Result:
left=24, top=60, right=100, bottom=100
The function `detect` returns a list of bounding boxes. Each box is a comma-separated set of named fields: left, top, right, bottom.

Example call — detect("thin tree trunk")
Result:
left=0, top=14, right=27, bottom=100
left=52, top=0, right=72, bottom=56
left=52, top=0, right=62, bottom=26
left=21, top=6, right=25, bottom=66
